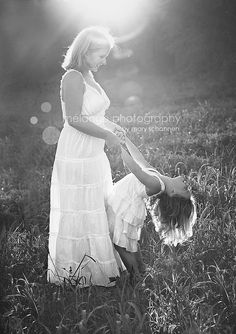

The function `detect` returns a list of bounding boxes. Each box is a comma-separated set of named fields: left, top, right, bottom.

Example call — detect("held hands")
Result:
left=114, top=126, right=126, bottom=145
left=105, top=125, right=126, bottom=149
left=164, top=175, right=191, bottom=199
left=105, top=126, right=126, bottom=155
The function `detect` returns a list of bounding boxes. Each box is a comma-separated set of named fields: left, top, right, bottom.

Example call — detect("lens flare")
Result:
left=124, top=95, right=142, bottom=107
left=51, top=0, right=148, bottom=36
left=118, top=81, right=143, bottom=100
left=30, top=116, right=38, bottom=125
left=41, top=102, right=52, bottom=113
left=42, top=126, right=60, bottom=145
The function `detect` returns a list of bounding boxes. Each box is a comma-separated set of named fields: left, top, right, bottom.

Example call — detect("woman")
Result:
left=47, top=26, right=125, bottom=287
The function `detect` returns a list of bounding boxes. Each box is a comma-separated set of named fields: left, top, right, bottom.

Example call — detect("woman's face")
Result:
left=84, top=46, right=110, bottom=72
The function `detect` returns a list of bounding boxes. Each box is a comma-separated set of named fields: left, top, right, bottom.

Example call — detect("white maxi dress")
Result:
left=47, top=70, right=121, bottom=287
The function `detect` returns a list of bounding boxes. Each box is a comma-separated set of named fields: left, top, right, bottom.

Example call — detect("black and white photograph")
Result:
left=0, top=0, right=236, bottom=333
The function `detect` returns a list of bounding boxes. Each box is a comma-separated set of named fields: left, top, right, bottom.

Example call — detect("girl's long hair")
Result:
left=147, top=193, right=197, bottom=246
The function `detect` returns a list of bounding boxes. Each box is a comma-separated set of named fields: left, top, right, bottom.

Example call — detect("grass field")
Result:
left=0, top=73, right=236, bottom=333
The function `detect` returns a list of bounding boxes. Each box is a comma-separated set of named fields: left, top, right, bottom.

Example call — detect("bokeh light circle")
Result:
left=41, top=102, right=52, bottom=113
left=30, top=116, right=38, bottom=125
left=42, top=126, right=60, bottom=145
left=124, top=95, right=142, bottom=107
left=119, top=81, right=143, bottom=101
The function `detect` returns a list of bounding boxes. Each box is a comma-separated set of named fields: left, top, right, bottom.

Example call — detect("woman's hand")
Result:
left=114, top=127, right=126, bottom=145
left=164, top=175, right=191, bottom=199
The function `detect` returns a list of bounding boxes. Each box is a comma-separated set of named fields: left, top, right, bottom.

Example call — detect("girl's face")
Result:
left=84, top=46, right=110, bottom=72
left=171, top=176, right=191, bottom=199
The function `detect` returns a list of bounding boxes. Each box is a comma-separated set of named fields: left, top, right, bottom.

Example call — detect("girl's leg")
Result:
left=114, top=244, right=139, bottom=275
left=135, top=243, right=146, bottom=274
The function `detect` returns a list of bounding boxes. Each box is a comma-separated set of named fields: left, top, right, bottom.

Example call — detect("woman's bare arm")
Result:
left=62, top=71, right=120, bottom=148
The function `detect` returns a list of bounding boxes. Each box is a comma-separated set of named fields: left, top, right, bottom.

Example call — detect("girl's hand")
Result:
left=114, top=124, right=126, bottom=135
left=164, top=175, right=191, bottom=199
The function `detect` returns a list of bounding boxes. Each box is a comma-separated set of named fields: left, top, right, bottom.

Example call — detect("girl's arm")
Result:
left=121, top=147, right=163, bottom=196
left=125, top=137, right=153, bottom=169
left=123, top=138, right=191, bottom=199
left=125, top=137, right=174, bottom=188
left=125, top=137, right=168, bottom=184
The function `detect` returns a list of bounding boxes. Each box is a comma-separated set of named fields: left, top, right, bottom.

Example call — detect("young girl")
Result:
left=106, top=136, right=197, bottom=277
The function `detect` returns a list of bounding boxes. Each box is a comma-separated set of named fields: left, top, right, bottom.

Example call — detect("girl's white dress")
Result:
left=47, top=70, right=121, bottom=287
left=106, top=169, right=164, bottom=252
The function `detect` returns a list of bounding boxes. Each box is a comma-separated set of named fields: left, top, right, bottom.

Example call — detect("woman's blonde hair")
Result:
left=61, top=26, right=115, bottom=71
left=147, top=193, right=197, bottom=246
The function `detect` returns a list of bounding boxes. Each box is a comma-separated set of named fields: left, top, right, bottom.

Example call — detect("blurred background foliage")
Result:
left=0, top=0, right=236, bottom=90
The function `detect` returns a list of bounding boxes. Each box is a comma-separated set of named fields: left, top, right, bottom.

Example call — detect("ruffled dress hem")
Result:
left=107, top=191, right=147, bottom=252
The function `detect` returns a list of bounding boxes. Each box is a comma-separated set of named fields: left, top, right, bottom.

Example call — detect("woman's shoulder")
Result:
left=61, top=69, right=84, bottom=85
left=61, top=70, right=85, bottom=94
